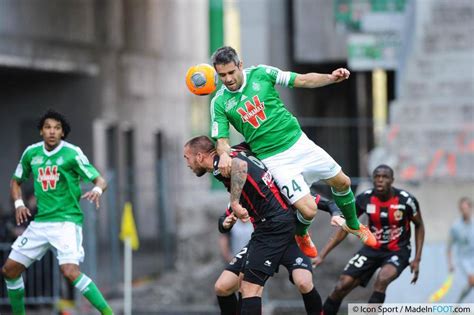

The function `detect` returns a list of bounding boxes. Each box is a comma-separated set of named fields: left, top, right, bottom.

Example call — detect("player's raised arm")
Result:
left=313, top=227, right=348, bottom=268
left=229, top=157, right=249, bottom=222
left=293, top=68, right=350, bottom=88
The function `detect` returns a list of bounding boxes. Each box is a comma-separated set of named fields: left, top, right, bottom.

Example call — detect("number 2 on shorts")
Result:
left=282, top=180, right=302, bottom=199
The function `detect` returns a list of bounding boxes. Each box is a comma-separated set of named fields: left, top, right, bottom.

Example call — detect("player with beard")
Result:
left=184, top=136, right=324, bottom=315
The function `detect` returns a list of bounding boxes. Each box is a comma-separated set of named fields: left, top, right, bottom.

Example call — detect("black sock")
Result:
left=217, top=294, right=238, bottom=315
left=301, top=287, right=322, bottom=315
left=323, top=297, right=342, bottom=315
left=241, top=296, right=261, bottom=315
left=368, top=291, right=385, bottom=303
left=237, top=292, right=242, bottom=315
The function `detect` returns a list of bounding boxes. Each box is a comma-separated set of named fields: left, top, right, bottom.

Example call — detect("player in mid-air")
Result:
left=1, top=110, right=113, bottom=315
left=314, top=165, right=425, bottom=314
left=215, top=193, right=342, bottom=315
left=184, top=135, right=323, bottom=315
left=210, top=46, right=376, bottom=258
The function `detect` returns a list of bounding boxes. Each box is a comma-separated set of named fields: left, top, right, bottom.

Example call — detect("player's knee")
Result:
left=214, top=280, right=233, bottom=296
left=60, top=264, right=81, bottom=282
left=374, top=274, right=396, bottom=291
left=1, top=264, right=12, bottom=279
left=294, top=195, right=317, bottom=219
left=333, top=277, right=353, bottom=297
left=294, top=276, right=313, bottom=294
left=334, top=175, right=351, bottom=191
left=1, top=262, right=22, bottom=280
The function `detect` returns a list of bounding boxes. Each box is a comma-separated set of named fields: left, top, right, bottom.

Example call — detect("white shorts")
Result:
left=262, top=133, right=341, bottom=204
left=9, top=221, right=85, bottom=267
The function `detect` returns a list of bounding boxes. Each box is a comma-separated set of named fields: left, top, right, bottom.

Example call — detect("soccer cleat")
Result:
left=332, top=216, right=378, bottom=248
left=295, top=234, right=318, bottom=258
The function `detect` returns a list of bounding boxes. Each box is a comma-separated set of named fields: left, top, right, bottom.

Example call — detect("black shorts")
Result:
left=225, top=238, right=313, bottom=284
left=342, top=245, right=411, bottom=287
left=237, top=213, right=295, bottom=285
left=225, top=245, right=248, bottom=275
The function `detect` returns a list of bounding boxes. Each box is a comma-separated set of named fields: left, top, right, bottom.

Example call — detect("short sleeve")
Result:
left=259, top=65, right=297, bottom=88
left=72, top=148, right=100, bottom=182
left=210, top=95, right=230, bottom=139
left=12, top=148, right=32, bottom=183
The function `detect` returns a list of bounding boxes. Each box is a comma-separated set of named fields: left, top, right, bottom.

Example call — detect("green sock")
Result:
left=73, top=273, right=113, bottom=315
left=295, top=210, right=313, bottom=236
left=5, top=277, right=25, bottom=315
left=332, top=188, right=360, bottom=230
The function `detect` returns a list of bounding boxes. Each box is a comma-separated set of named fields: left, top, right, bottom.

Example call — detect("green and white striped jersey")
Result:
left=13, top=141, right=100, bottom=225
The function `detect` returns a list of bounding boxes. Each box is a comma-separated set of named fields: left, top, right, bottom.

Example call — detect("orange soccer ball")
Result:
left=185, top=63, right=217, bottom=95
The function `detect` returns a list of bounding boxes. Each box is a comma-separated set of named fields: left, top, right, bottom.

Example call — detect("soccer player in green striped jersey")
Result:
left=210, top=46, right=377, bottom=258
left=1, top=110, right=113, bottom=315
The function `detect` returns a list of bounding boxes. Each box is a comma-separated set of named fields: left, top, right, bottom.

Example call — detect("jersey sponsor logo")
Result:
left=390, top=204, right=406, bottom=210
left=374, top=226, right=404, bottom=243
left=225, top=97, right=238, bottom=111
left=31, top=156, right=44, bottom=165
left=37, top=166, right=60, bottom=191
left=236, top=95, right=267, bottom=128
left=366, top=204, right=376, bottom=214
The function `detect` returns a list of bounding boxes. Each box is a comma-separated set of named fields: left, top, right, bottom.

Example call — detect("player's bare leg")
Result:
left=327, top=171, right=377, bottom=247
left=292, top=269, right=323, bottom=314
left=2, top=258, right=27, bottom=315
left=369, top=264, right=398, bottom=303
left=215, top=270, right=239, bottom=314
left=240, top=280, right=264, bottom=315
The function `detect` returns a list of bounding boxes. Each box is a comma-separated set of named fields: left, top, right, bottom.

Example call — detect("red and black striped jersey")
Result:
left=213, top=150, right=290, bottom=224
left=356, top=187, right=420, bottom=251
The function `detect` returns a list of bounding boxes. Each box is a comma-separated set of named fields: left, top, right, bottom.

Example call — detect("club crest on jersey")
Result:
left=225, top=97, right=238, bottom=111
left=37, top=166, right=60, bottom=191
left=394, top=209, right=403, bottom=221
left=237, top=95, right=267, bottom=128
left=252, top=82, right=261, bottom=91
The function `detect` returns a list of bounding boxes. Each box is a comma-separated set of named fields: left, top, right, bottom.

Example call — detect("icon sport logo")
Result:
left=37, top=166, right=60, bottom=191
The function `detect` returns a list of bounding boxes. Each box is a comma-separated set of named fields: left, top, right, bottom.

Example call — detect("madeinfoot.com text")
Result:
left=349, top=303, right=474, bottom=315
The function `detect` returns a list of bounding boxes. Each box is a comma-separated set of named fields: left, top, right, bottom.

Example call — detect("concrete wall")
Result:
left=0, top=0, right=217, bottom=241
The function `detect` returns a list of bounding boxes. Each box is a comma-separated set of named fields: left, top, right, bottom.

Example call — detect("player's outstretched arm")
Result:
left=10, top=179, right=32, bottom=225
left=81, top=176, right=107, bottom=209
left=229, top=158, right=249, bottom=222
left=313, top=228, right=348, bottom=268
left=294, top=68, right=350, bottom=88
